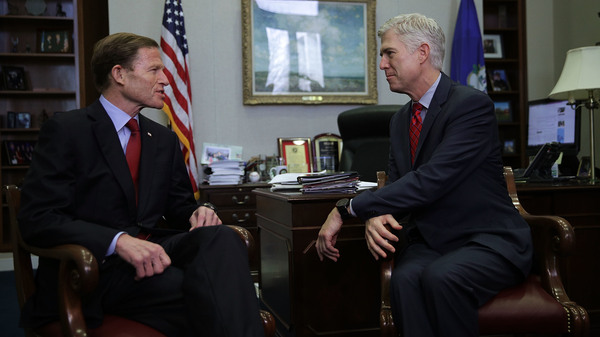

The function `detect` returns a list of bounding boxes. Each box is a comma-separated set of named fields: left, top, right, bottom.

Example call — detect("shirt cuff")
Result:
left=106, top=231, right=126, bottom=256
left=349, top=199, right=357, bottom=217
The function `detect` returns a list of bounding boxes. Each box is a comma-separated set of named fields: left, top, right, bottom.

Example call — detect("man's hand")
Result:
left=316, top=208, right=344, bottom=262
left=365, top=214, right=402, bottom=260
left=189, top=205, right=222, bottom=230
left=115, top=234, right=171, bottom=281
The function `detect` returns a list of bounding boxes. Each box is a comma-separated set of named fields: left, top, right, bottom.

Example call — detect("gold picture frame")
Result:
left=277, top=137, right=313, bottom=173
left=242, top=0, right=377, bottom=105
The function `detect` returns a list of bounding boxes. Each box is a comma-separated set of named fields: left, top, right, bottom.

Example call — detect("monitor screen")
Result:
left=526, top=99, right=580, bottom=155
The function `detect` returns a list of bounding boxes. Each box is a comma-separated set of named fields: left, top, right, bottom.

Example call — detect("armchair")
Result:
left=337, top=105, right=400, bottom=182
left=377, top=167, right=589, bottom=336
left=4, top=185, right=275, bottom=337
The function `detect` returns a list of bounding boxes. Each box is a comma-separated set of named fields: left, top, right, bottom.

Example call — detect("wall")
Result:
left=109, top=0, right=600, bottom=168
left=108, top=0, right=474, bottom=162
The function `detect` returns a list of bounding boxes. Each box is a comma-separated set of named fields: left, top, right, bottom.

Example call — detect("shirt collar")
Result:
left=99, top=95, right=138, bottom=132
left=415, top=72, right=442, bottom=109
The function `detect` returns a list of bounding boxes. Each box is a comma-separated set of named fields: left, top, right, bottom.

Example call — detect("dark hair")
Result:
left=91, top=32, right=159, bottom=92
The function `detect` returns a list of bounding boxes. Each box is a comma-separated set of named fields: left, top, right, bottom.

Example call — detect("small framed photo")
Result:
left=2, top=65, right=27, bottom=90
left=493, top=101, right=512, bottom=122
left=278, top=137, right=313, bottom=173
left=503, top=139, right=516, bottom=154
left=201, top=142, right=243, bottom=164
left=577, top=156, right=591, bottom=177
left=6, top=111, right=17, bottom=128
left=16, top=112, right=31, bottom=128
left=483, top=34, right=503, bottom=58
left=39, top=30, right=72, bottom=53
left=3, top=140, right=36, bottom=166
left=489, top=69, right=511, bottom=91
left=313, top=133, right=342, bottom=172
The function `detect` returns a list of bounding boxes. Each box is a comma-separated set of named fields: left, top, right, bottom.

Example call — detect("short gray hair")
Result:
left=377, top=13, right=445, bottom=70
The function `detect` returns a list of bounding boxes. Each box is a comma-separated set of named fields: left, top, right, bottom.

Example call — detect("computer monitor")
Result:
left=526, top=99, right=580, bottom=156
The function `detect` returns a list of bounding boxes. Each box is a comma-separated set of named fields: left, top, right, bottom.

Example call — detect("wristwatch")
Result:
left=200, top=202, right=217, bottom=213
left=336, top=198, right=352, bottom=220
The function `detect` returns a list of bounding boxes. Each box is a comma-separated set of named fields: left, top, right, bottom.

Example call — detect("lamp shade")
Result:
left=549, top=46, right=600, bottom=102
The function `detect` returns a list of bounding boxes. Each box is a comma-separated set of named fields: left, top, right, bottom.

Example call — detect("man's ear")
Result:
left=417, top=43, right=430, bottom=64
left=110, top=65, right=126, bottom=86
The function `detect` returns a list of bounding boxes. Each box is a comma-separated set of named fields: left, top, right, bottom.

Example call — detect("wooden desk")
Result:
left=516, top=182, right=600, bottom=335
left=255, top=189, right=380, bottom=337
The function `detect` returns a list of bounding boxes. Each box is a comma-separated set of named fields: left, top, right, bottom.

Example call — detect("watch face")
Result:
left=336, top=198, right=350, bottom=218
left=336, top=198, right=349, bottom=208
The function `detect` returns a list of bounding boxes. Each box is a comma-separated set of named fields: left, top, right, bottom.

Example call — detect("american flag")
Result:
left=160, top=0, right=200, bottom=198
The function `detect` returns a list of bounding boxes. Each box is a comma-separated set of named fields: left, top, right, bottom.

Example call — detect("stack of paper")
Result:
left=298, top=171, right=360, bottom=194
left=206, top=160, right=245, bottom=185
left=268, top=172, right=308, bottom=192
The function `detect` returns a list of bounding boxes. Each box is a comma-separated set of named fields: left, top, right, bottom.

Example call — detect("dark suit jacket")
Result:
left=18, top=100, right=199, bottom=326
left=352, top=73, right=532, bottom=276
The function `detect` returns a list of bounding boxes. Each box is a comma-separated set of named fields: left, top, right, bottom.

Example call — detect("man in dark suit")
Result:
left=18, top=32, right=264, bottom=337
left=316, top=14, right=532, bottom=337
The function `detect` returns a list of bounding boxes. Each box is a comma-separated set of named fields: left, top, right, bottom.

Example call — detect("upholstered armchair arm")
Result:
left=522, top=214, right=573, bottom=298
left=21, top=240, right=98, bottom=337
left=522, top=213, right=590, bottom=335
left=521, top=213, right=589, bottom=334
left=379, top=230, right=396, bottom=337
left=227, top=225, right=255, bottom=256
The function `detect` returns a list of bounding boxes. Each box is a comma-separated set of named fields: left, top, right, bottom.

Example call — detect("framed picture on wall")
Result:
left=483, top=34, right=503, bottom=58
left=242, top=0, right=377, bottom=105
left=278, top=137, right=313, bottom=173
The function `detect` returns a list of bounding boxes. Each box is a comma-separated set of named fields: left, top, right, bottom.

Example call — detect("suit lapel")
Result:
left=137, top=115, right=157, bottom=213
left=88, top=102, right=138, bottom=212
left=396, top=104, right=413, bottom=174
left=414, top=73, right=452, bottom=165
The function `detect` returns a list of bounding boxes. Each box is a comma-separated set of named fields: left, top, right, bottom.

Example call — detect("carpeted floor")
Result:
left=0, top=271, right=25, bottom=337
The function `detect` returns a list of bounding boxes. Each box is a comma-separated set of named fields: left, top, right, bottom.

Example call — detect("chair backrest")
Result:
left=337, top=105, right=400, bottom=182
left=4, top=185, right=36, bottom=310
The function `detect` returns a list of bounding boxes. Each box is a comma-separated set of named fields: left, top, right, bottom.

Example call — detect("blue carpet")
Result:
left=0, top=271, right=25, bottom=337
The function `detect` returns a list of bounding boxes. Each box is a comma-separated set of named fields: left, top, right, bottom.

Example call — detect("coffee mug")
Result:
left=269, top=165, right=287, bottom=178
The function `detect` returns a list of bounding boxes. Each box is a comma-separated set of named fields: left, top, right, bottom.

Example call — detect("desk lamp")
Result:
left=549, top=46, right=600, bottom=182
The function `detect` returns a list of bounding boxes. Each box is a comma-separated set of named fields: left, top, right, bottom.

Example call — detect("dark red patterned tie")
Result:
left=125, top=119, right=141, bottom=201
left=410, top=102, right=423, bottom=164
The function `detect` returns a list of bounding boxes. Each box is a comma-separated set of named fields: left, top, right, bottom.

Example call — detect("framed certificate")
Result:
left=278, top=137, right=313, bottom=173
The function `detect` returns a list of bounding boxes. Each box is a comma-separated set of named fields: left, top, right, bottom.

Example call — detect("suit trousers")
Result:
left=98, top=225, right=264, bottom=337
left=390, top=240, right=523, bottom=337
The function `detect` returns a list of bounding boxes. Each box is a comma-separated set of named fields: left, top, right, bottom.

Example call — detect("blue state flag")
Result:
left=451, top=0, right=487, bottom=92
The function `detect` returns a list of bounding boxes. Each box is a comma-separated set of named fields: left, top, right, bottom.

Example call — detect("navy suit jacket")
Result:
left=18, top=100, right=199, bottom=326
left=352, top=73, right=532, bottom=276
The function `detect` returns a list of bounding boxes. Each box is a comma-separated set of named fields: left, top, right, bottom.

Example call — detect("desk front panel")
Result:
left=256, top=190, right=380, bottom=337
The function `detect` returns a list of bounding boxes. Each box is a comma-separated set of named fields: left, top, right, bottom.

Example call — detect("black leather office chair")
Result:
left=337, top=105, right=400, bottom=182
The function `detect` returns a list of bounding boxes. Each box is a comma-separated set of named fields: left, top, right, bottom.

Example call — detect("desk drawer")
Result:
left=219, top=209, right=257, bottom=226
left=205, top=191, right=257, bottom=208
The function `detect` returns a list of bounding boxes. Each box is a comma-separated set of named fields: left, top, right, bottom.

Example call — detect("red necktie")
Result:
left=410, top=102, right=423, bottom=164
left=125, top=119, right=141, bottom=200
